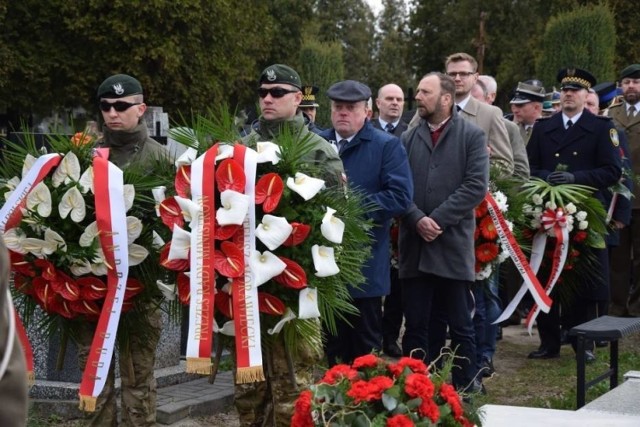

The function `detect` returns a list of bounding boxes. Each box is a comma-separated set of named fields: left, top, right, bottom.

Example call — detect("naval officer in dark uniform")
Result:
left=526, top=67, right=622, bottom=361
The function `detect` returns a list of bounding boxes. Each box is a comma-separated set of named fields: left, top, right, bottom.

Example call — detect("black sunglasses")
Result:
left=99, top=100, right=141, bottom=112
left=257, top=87, right=298, bottom=99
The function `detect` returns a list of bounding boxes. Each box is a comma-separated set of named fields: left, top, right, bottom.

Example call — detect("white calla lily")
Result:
left=152, top=230, right=165, bottom=249
left=126, top=216, right=143, bottom=244
left=70, top=258, right=92, bottom=276
left=123, top=184, right=135, bottom=212
left=321, top=207, right=345, bottom=244
left=3, top=177, right=21, bottom=201
left=169, top=225, right=191, bottom=260
left=27, top=182, right=52, bottom=217
left=175, top=195, right=201, bottom=223
left=22, top=238, right=50, bottom=257
left=267, top=308, right=297, bottom=335
left=175, top=147, right=199, bottom=167
left=58, top=187, right=86, bottom=223
left=286, top=172, right=325, bottom=201
left=79, top=221, right=99, bottom=247
left=298, top=287, right=321, bottom=319
left=256, top=141, right=281, bottom=165
left=4, top=228, right=28, bottom=254
left=52, top=152, right=81, bottom=188
left=156, top=280, right=176, bottom=301
left=214, top=319, right=236, bottom=336
left=215, top=144, right=235, bottom=162
left=22, top=154, right=37, bottom=178
left=216, top=190, right=250, bottom=226
left=128, top=244, right=149, bottom=266
left=311, top=244, right=340, bottom=277
left=255, top=215, right=293, bottom=251
left=152, top=186, right=167, bottom=216
left=250, top=250, right=287, bottom=286
left=79, top=166, right=94, bottom=194
left=91, top=247, right=109, bottom=276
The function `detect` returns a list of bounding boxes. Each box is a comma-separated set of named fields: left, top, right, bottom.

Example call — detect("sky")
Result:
left=366, top=0, right=383, bottom=15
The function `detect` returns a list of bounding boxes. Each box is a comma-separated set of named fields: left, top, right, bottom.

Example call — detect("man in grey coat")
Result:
left=399, top=72, right=489, bottom=392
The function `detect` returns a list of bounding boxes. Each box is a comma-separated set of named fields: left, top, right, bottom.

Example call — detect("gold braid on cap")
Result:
left=302, top=87, right=316, bottom=102
left=562, top=76, right=591, bottom=89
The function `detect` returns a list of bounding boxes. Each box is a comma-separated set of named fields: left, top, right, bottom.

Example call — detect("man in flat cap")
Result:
left=605, top=64, right=640, bottom=317
left=510, top=81, right=546, bottom=143
left=319, top=80, right=413, bottom=367
left=526, top=68, right=621, bottom=361
left=72, top=73, right=169, bottom=426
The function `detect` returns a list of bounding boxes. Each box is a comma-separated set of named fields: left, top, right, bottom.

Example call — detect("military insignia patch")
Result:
left=610, top=128, right=620, bottom=147
left=266, top=69, right=277, bottom=81
left=113, top=83, right=124, bottom=95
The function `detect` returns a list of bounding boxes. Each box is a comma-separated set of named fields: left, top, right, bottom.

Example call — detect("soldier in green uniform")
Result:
left=74, top=74, right=168, bottom=426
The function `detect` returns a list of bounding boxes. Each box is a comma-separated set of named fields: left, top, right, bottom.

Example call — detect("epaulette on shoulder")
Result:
left=608, top=101, right=624, bottom=110
left=534, top=116, right=550, bottom=123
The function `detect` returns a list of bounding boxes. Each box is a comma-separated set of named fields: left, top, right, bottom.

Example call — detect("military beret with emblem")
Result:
left=326, top=80, right=372, bottom=102
left=259, top=64, right=302, bottom=89
left=557, top=68, right=596, bottom=90
left=510, top=81, right=546, bottom=104
left=97, top=74, right=143, bottom=99
left=300, top=85, right=320, bottom=108
left=620, top=64, right=640, bottom=80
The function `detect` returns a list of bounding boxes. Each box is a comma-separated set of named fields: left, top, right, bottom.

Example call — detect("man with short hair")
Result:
left=605, top=64, right=640, bottom=317
left=373, top=83, right=408, bottom=137
left=319, top=80, right=413, bottom=366
left=399, top=72, right=489, bottom=391
left=478, top=75, right=498, bottom=105
left=510, top=81, right=546, bottom=143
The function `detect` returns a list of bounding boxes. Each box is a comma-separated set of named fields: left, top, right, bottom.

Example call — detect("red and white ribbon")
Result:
left=0, top=152, right=62, bottom=384
left=232, top=145, right=264, bottom=383
left=78, top=149, right=129, bottom=411
left=185, top=144, right=218, bottom=374
left=487, top=193, right=553, bottom=327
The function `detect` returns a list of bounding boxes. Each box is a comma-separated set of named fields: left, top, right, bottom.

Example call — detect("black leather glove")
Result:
left=547, top=171, right=575, bottom=185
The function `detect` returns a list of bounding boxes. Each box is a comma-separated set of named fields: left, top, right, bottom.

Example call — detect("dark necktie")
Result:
left=337, top=139, right=348, bottom=153
left=385, top=123, right=395, bottom=133
left=629, top=105, right=636, bottom=118
left=456, top=105, right=462, bottom=112
left=566, top=119, right=573, bottom=129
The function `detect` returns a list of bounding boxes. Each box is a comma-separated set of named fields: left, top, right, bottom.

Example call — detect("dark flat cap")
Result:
left=510, top=81, right=546, bottom=104
left=300, top=85, right=320, bottom=107
left=327, top=80, right=371, bottom=102
left=259, top=64, right=301, bottom=89
left=97, top=74, right=143, bottom=99
left=620, top=64, right=640, bottom=80
left=557, top=68, right=596, bottom=90
left=593, top=81, right=618, bottom=105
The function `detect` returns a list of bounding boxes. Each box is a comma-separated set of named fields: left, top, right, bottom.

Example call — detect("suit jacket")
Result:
left=503, top=118, right=529, bottom=180
left=607, top=103, right=640, bottom=208
left=399, top=113, right=489, bottom=282
left=459, top=97, right=513, bottom=175
left=319, top=122, right=413, bottom=298
left=372, top=118, right=409, bottom=138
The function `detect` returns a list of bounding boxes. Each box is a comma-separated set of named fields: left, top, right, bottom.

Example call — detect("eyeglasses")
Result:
left=99, top=100, right=141, bottom=112
left=257, top=87, right=299, bottom=98
left=446, top=71, right=476, bottom=79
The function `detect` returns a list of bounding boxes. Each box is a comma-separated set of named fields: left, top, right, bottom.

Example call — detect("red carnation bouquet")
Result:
left=291, top=354, right=481, bottom=427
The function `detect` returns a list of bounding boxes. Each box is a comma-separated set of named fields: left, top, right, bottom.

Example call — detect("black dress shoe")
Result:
left=383, top=342, right=402, bottom=358
left=480, top=358, right=495, bottom=377
left=528, top=348, right=560, bottom=359
left=585, top=350, right=597, bottom=364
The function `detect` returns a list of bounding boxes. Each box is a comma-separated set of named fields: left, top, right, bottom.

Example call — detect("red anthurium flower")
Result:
left=70, top=300, right=101, bottom=318
left=177, top=273, right=191, bottom=305
left=32, top=277, right=55, bottom=311
left=258, top=292, right=286, bottom=315
left=13, top=274, right=34, bottom=296
left=160, top=243, right=190, bottom=271
left=159, top=197, right=186, bottom=230
left=215, top=223, right=241, bottom=240
left=214, top=241, right=244, bottom=278
left=216, top=159, right=246, bottom=193
left=35, top=258, right=57, bottom=280
left=50, top=271, right=81, bottom=301
left=10, top=252, right=35, bottom=277
left=124, top=278, right=144, bottom=300
left=255, top=173, right=284, bottom=213
left=283, top=222, right=311, bottom=247
left=274, top=257, right=308, bottom=289
left=78, top=277, right=108, bottom=300
left=56, top=299, right=76, bottom=319
left=215, top=291, right=233, bottom=319
left=175, top=165, right=191, bottom=198
left=121, top=300, right=135, bottom=313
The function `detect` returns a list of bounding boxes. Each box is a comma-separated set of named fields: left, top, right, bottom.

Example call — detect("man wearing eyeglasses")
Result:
left=72, top=73, right=168, bottom=426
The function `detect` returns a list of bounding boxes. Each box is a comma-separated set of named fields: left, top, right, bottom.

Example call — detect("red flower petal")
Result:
left=10, top=252, right=35, bottom=277
left=215, top=291, right=233, bottom=319
left=475, top=242, right=499, bottom=263
left=78, top=277, right=108, bottom=300
left=124, top=278, right=144, bottom=300
left=215, top=223, right=241, bottom=240
left=50, top=272, right=81, bottom=301
left=56, top=299, right=76, bottom=319
left=159, top=197, right=185, bottom=230
left=34, top=258, right=57, bottom=280
left=258, top=292, right=285, bottom=315
left=214, top=241, right=244, bottom=278
left=479, top=215, right=498, bottom=240
left=121, top=300, right=135, bottom=313
left=33, top=278, right=56, bottom=312
left=255, top=173, right=284, bottom=213
left=175, top=165, right=191, bottom=198
left=283, top=223, right=311, bottom=247
left=177, top=273, right=191, bottom=305
left=70, top=300, right=101, bottom=317
left=216, top=159, right=246, bottom=193
left=13, top=274, right=34, bottom=296
left=274, top=257, right=308, bottom=289
left=160, top=243, right=190, bottom=271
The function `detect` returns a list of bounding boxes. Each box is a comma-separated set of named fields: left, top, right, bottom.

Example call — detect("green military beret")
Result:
left=97, top=74, right=143, bottom=99
left=259, top=64, right=302, bottom=89
left=620, top=64, right=640, bottom=80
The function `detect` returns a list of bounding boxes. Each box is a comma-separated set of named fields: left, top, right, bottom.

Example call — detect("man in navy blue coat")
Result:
left=526, top=68, right=622, bottom=361
left=319, top=80, right=414, bottom=366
